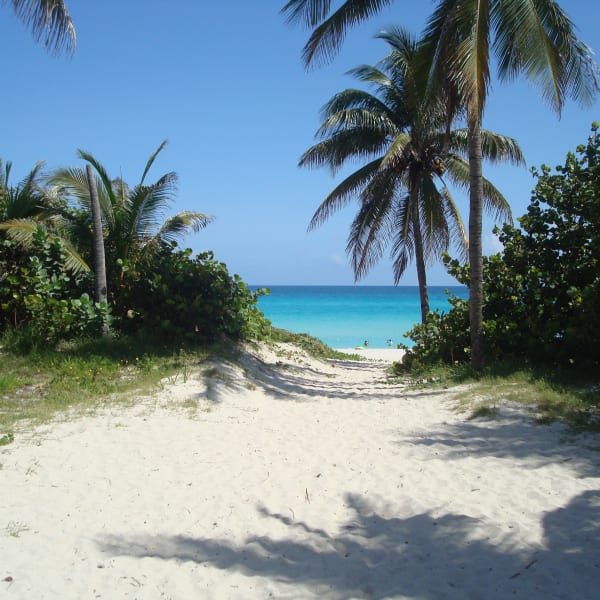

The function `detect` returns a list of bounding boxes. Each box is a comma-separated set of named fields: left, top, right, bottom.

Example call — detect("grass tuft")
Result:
left=0, top=333, right=215, bottom=436
left=396, top=360, right=600, bottom=432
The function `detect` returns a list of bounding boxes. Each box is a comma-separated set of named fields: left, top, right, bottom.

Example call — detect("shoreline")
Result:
left=336, top=346, right=406, bottom=362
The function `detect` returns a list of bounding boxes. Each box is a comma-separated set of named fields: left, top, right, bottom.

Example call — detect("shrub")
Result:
left=402, top=125, right=600, bottom=369
left=0, top=228, right=111, bottom=349
left=114, top=245, right=271, bottom=343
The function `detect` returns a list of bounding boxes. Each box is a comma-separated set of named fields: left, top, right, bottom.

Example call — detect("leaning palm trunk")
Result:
left=468, top=114, right=484, bottom=369
left=410, top=188, right=429, bottom=323
left=86, top=165, right=108, bottom=328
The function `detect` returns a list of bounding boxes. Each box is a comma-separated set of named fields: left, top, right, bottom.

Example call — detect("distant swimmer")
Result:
left=364, top=340, right=369, bottom=347
left=387, top=338, right=393, bottom=347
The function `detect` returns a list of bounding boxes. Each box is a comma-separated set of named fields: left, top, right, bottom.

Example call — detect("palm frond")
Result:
left=49, top=167, right=116, bottom=230
left=481, top=177, right=513, bottom=224
left=390, top=193, right=415, bottom=283
left=8, top=0, right=76, bottom=56
left=320, top=88, right=393, bottom=120
left=346, top=64, right=393, bottom=88
left=376, top=26, right=418, bottom=63
left=141, top=140, right=168, bottom=185
left=439, top=185, right=468, bottom=262
left=308, top=159, right=381, bottom=230
left=379, top=131, right=412, bottom=170
left=417, top=177, right=451, bottom=263
left=300, top=130, right=389, bottom=173
left=0, top=160, right=47, bottom=220
left=449, top=128, right=525, bottom=164
left=349, top=169, right=400, bottom=279
left=149, top=211, right=214, bottom=248
left=492, top=0, right=598, bottom=112
left=76, top=150, right=117, bottom=206
left=444, top=155, right=512, bottom=224
left=128, top=176, right=178, bottom=243
left=0, top=218, right=89, bottom=274
left=281, top=0, right=394, bottom=68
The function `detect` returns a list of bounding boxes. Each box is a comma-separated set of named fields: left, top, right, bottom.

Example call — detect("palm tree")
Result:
left=49, top=141, right=214, bottom=303
left=4, top=0, right=76, bottom=55
left=0, top=158, right=88, bottom=274
left=0, top=158, right=45, bottom=220
left=282, top=0, right=598, bottom=367
left=300, top=28, right=523, bottom=322
left=85, top=163, right=107, bottom=305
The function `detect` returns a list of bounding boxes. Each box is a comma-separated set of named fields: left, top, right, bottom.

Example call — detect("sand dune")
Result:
left=1, top=342, right=598, bottom=599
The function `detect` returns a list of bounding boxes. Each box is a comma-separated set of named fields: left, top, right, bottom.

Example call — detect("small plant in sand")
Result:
left=0, top=432, right=14, bottom=446
left=5, top=521, right=29, bottom=537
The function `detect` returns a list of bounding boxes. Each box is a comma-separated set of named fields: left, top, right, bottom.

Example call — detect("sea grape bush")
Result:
left=1, top=230, right=269, bottom=348
left=115, top=245, right=271, bottom=343
left=400, top=124, right=600, bottom=369
left=0, top=227, right=110, bottom=349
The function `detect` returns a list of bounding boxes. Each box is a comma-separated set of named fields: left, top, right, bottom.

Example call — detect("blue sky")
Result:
left=2, top=1, right=599, bottom=286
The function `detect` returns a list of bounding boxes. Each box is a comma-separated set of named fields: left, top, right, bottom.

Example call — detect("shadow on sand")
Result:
left=399, top=408, right=600, bottom=479
left=98, top=490, right=599, bottom=599
left=202, top=349, right=407, bottom=404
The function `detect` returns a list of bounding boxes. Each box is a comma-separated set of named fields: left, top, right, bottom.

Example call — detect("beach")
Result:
left=1, top=343, right=599, bottom=599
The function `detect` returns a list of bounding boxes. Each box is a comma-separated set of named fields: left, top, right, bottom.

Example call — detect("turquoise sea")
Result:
left=253, top=285, right=467, bottom=349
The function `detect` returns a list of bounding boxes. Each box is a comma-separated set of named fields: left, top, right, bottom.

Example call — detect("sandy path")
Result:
left=1, top=343, right=599, bottom=599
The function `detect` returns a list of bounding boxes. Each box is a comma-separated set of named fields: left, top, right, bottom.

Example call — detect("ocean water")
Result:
left=253, top=285, right=467, bottom=349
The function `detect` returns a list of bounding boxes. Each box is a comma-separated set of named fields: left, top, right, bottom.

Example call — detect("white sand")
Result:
left=1, top=342, right=599, bottom=599
left=337, top=347, right=406, bottom=363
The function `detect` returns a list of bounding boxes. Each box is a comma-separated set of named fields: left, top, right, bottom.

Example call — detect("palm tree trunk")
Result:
left=86, top=164, right=109, bottom=334
left=468, top=113, right=484, bottom=369
left=411, top=188, right=429, bottom=323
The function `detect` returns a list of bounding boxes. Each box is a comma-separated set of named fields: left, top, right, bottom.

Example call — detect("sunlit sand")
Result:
left=2, top=343, right=598, bottom=599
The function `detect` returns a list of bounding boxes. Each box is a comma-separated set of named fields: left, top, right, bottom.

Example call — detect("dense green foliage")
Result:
left=0, top=228, right=109, bottom=350
left=115, top=246, right=271, bottom=343
left=283, top=1, right=598, bottom=370
left=400, top=125, right=600, bottom=370
left=0, top=235, right=271, bottom=349
left=0, top=147, right=272, bottom=350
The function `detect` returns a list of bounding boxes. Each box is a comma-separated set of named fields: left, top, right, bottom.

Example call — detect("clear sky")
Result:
left=2, top=1, right=599, bottom=286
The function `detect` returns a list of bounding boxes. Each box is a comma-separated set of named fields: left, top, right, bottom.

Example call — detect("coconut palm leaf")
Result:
left=0, top=159, right=47, bottom=220
left=448, top=128, right=525, bottom=165
left=0, top=218, right=89, bottom=274
left=141, top=140, right=169, bottom=185
left=300, top=129, right=389, bottom=172
left=443, top=155, right=512, bottom=223
left=149, top=211, right=214, bottom=249
left=308, top=159, right=382, bottom=229
left=281, top=0, right=394, bottom=67
left=7, top=0, right=76, bottom=55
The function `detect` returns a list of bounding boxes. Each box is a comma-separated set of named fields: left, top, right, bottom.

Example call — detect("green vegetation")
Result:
left=390, top=359, right=600, bottom=432
left=0, top=335, right=216, bottom=436
left=283, top=0, right=598, bottom=369
left=2, top=2, right=599, bottom=440
left=0, top=145, right=276, bottom=439
left=269, top=328, right=361, bottom=360
left=0, top=144, right=272, bottom=349
left=389, top=126, right=600, bottom=429
left=399, top=125, right=600, bottom=371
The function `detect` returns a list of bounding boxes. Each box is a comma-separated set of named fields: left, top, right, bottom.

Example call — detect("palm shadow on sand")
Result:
left=98, top=490, right=599, bottom=599
left=203, top=350, right=406, bottom=403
